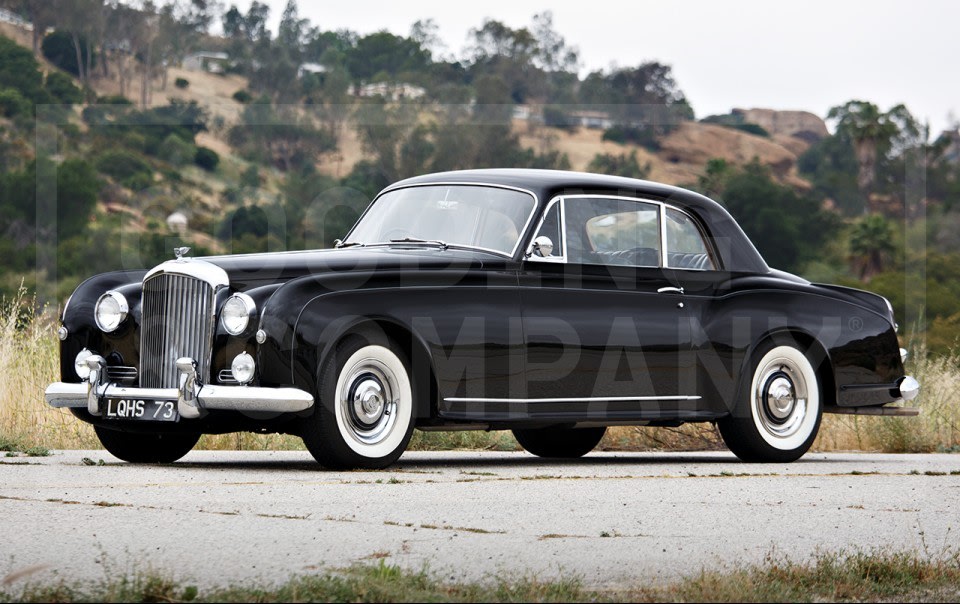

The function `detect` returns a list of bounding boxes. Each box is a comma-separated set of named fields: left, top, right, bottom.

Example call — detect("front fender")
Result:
left=59, top=270, right=146, bottom=382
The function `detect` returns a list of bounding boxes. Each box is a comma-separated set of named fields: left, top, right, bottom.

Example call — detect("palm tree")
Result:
left=827, top=101, right=920, bottom=212
left=849, top=213, right=896, bottom=281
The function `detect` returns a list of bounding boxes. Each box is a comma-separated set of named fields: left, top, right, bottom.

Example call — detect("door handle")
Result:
left=657, top=286, right=684, bottom=295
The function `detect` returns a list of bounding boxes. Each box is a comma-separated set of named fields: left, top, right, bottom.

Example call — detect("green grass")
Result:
left=2, top=550, right=959, bottom=602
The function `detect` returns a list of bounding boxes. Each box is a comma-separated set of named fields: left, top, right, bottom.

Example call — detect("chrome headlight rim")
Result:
left=94, top=291, right=129, bottom=333
left=221, top=293, right=257, bottom=336
left=74, top=348, right=94, bottom=379
left=231, top=351, right=256, bottom=385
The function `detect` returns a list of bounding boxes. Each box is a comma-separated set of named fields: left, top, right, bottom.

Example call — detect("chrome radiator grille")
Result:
left=139, top=273, right=216, bottom=388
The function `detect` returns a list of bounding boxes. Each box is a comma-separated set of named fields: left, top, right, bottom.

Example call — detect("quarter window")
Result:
left=665, top=208, right=715, bottom=270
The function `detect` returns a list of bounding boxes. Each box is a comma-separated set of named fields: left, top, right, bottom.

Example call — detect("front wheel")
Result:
left=301, top=333, right=415, bottom=470
left=94, top=425, right=199, bottom=463
left=718, top=340, right=823, bottom=463
left=513, top=426, right=606, bottom=458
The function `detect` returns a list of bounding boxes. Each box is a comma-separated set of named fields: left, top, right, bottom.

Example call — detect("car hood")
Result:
left=195, top=246, right=499, bottom=290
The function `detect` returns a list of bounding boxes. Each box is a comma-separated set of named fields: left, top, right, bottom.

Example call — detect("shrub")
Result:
left=157, top=133, right=196, bottom=167
left=174, top=77, right=189, bottom=89
left=44, top=71, right=82, bottom=104
left=232, top=89, right=252, bottom=104
left=94, top=149, right=153, bottom=188
left=0, top=35, right=47, bottom=107
left=602, top=125, right=662, bottom=151
left=194, top=146, right=219, bottom=171
left=588, top=150, right=651, bottom=179
left=240, top=165, right=260, bottom=188
left=0, top=88, right=30, bottom=118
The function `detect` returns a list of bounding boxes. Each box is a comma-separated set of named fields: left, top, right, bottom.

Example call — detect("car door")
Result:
left=516, top=195, right=705, bottom=420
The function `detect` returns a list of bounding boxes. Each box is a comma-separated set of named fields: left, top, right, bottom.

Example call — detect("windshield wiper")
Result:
left=389, top=237, right=449, bottom=250
left=333, top=239, right=364, bottom=249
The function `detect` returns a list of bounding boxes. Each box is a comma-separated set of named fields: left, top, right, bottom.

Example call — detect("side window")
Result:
left=665, top=208, right=715, bottom=270
left=566, top=197, right=661, bottom=267
left=529, top=201, right=564, bottom=259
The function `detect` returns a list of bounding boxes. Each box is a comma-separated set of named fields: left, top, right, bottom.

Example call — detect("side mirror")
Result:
left=531, top=235, right=554, bottom=258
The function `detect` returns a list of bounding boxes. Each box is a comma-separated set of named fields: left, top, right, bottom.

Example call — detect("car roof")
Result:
left=383, top=169, right=770, bottom=273
left=389, top=168, right=704, bottom=206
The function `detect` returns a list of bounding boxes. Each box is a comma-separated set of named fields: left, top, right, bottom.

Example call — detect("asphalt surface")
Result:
left=1, top=450, right=959, bottom=589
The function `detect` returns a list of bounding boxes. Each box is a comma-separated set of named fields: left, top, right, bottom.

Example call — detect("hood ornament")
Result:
left=174, top=247, right=191, bottom=261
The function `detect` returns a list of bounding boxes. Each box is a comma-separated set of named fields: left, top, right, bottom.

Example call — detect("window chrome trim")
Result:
left=342, top=181, right=541, bottom=259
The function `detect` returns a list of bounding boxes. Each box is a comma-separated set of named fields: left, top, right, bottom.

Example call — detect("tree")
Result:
left=229, top=97, right=336, bottom=172
left=103, top=0, right=144, bottom=98
left=827, top=101, right=921, bottom=209
left=849, top=213, right=896, bottom=281
left=699, top=159, right=838, bottom=272
left=409, top=18, right=443, bottom=60
left=580, top=62, right=694, bottom=140
left=345, top=31, right=429, bottom=83
left=797, top=129, right=862, bottom=214
left=467, top=18, right=544, bottom=103
left=53, top=0, right=105, bottom=87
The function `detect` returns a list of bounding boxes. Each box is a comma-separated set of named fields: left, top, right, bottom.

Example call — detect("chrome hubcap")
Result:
left=352, top=377, right=386, bottom=425
left=754, top=358, right=807, bottom=438
left=339, top=359, right=398, bottom=446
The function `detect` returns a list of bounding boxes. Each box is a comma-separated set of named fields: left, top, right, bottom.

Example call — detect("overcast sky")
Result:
left=252, top=0, right=959, bottom=134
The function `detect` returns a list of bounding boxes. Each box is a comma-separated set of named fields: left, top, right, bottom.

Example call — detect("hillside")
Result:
left=83, top=60, right=824, bottom=193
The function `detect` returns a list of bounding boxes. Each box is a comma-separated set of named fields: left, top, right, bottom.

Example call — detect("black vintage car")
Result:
left=46, top=169, right=919, bottom=467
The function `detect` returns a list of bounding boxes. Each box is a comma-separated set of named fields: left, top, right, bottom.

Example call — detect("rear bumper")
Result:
left=837, top=375, right=920, bottom=406
left=45, top=355, right=313, bottom=418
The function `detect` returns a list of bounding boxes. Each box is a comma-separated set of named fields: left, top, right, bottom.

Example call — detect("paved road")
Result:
left=1, top=450, right=958, bottom=589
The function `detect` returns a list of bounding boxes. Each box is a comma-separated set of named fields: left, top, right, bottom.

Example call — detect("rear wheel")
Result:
left=301, top=333, right=415, bottom=470
left=718, top=338, right=823, bottom=463
left=513, top=426, right=606, bottom=458
left=94, top=425, right=199, bottom=463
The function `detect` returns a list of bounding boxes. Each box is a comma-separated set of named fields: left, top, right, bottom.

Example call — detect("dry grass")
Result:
left=0, top=287, right=98, bottom=450
left=2, top=290, right=958, bottom=454
left=815, top=348, right=960, bottom=453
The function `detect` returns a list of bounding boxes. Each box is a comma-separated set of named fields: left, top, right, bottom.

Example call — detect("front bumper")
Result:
left=45, top=355, right=313, bottom=418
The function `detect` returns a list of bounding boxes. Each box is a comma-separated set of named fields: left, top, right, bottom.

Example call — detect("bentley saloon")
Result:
left=46, top=169, right=919, bottom=468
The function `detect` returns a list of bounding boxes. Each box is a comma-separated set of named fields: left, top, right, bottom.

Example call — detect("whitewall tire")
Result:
left=719, top=339, right=823, bottom=463
left=301, top=333, right=415, bottom=469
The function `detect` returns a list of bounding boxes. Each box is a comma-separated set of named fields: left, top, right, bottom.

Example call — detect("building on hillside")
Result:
left=569, top=110, right=614, bottom=129
left=298, top=63, right=326, bottom=79
left=183, top=52, right=229, bottom=74
left=356, top=82, right=426, bottom=101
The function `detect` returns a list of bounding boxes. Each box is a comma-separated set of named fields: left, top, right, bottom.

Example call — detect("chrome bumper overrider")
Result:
left=44, top=355, right=314, bottom=418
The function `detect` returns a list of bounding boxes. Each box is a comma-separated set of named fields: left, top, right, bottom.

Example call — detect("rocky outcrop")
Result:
left=732, top=108, right=829, bottom=149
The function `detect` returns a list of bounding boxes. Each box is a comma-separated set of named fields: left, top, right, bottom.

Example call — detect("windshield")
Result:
left=345, top=185, right=536, bottom=256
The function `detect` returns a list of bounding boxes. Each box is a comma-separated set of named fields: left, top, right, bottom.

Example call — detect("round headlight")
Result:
left=94, top=291, right=128, bottom=332
left=221, top=293, right=256, bottom=336
left=74, top=348, right=94, bottom=379
left=231, top=352, right=256, bottom=384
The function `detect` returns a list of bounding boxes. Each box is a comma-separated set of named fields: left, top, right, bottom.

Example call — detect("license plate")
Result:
left=105, top=398, right=179, bottom=422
